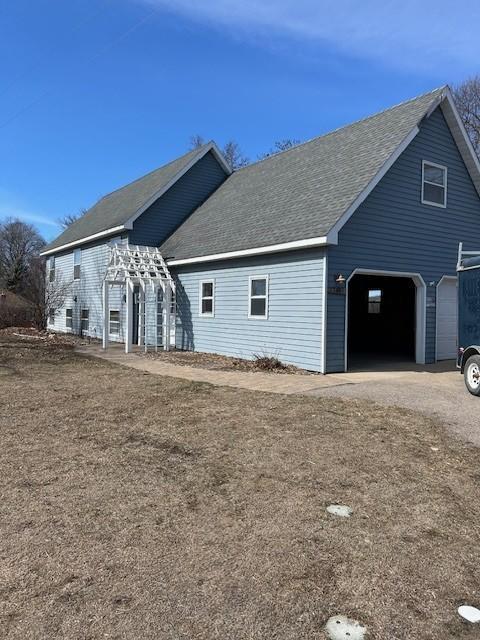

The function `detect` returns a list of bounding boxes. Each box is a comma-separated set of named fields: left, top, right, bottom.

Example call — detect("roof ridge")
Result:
left=233, top=86, right=447, bottom=174
left=98, top=143, right=210, bottom=202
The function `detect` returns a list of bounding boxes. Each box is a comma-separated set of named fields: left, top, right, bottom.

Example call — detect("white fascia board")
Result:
left=440, top=88, right=480, bottom=199
left=123, top=142, right=232, bottom=230
left=326, top=125, right=420, bottom=244
left=40, top=225, right=126, bottom=256
left=167, top=235, right=330, bottom=266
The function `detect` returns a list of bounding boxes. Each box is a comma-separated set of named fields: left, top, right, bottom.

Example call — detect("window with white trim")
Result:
left=48, top=256, right=55, bottom=282
left=73, top=249, right=81, bottom=280
left=249, top=276, right=268, bottom=319
left=109, top=310, right=120, bottom=335
left=199, top=280, right=214, bottom=316
left=66, top=308, right=73, bottom=329
left=422, top=161, right=447, bottom=207
left=81, top=309, right=89, bottom=333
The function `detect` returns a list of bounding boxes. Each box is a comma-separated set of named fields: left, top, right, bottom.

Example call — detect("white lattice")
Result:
left=105, top=244, right=175, bottom=291
left=102, top=244, right=175, bottom=353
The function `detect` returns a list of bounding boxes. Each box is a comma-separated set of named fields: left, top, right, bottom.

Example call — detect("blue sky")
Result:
left=1, top=0, right=478, bottom=241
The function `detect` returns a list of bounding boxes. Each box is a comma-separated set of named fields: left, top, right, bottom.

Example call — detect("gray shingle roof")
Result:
left=43, top=144, right=211, bottom=253
left=161, top=87, right=447, bottom=261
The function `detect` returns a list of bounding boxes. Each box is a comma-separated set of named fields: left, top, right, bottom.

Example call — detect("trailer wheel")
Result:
left=464, top=355, right=480, bottom=396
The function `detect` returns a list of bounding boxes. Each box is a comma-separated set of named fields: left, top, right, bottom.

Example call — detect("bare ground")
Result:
left=1, top=335, right=480, bottom=639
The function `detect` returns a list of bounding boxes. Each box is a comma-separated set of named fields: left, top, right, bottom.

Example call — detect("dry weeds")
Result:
left=1, top=335, right=479, bottom=639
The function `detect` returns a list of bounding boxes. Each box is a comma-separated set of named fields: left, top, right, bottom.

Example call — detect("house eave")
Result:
left=166, top=235, right=331, bottom=266
left=40, top=225, right=126, bottom=256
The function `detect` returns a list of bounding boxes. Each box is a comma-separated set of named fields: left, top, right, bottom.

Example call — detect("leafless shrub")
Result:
left=252, top=353, right=288, bottom=371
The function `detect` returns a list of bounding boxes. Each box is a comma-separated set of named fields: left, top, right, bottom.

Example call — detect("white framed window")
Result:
left=48, top=308, right=55, bottom=324
left=199, top=280, right=214, bottom=317
left=368, top=289, right=382, bottom=314
left=73, top=249, right=81, bottom=280
left=66, top=308, right=73, bottom=329
left=422, top=160, right=447, bottom=208
left=248, top=275, right=269, bottom=319
left=109, top=310, right=120, bottom=335
left=81, top=309, right=89, bottom=333
left=48, top=256, right=55, bottom=282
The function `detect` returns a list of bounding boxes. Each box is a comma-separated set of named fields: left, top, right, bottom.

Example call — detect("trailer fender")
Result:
left=461, top=346, right=480, bottom=372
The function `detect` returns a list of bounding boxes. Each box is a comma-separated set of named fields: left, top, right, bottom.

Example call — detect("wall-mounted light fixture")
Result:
left=335, top=274, right=346, bottom=285
left=73, top=295, right=77, bottom=303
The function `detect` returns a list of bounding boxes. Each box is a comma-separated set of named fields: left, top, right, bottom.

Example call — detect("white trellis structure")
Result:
left=103, top=244, right=176, bottom=353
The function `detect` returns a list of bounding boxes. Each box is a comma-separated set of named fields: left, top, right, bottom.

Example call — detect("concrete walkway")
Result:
left=75, top=344, right=354, bottom=394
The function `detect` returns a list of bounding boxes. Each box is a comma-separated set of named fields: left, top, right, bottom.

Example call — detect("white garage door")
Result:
left=436, top=277, right=458, bottom=360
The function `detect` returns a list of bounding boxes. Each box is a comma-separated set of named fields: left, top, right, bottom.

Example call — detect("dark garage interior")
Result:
left=347, top=274, right=416, bottom=368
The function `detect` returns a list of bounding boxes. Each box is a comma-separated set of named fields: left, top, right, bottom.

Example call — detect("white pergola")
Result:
left=103, top=244, right=176, bottom=353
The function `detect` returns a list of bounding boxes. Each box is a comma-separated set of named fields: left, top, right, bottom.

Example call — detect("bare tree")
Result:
left=24, top=255, right=71, bottom=329
left=222, top=140, right=249, bottom=170
left=189, top=134, right=250, bottom=170
left=0, top=218, right=45, bottom=294
left=58, top=208, right=88, bottom=229
left=189, top=134, right=206, bottom=150
left=453, top=77, right=480, bottom=157
left=258, top=138, right=301, bottom=160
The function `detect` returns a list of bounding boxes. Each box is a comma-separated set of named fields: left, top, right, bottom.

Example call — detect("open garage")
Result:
left=347, top=273, right=420, bottom=369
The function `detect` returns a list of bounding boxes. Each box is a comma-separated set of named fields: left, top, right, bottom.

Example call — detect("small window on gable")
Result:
left=199, top=280, right=214, bottom=317
left=66, top=308, right=73, bottom=329
left=49, top=256, right=55, bottom=282
left=109, top=310, right=120, bottom=335
left=368, top=289, right=382, bottom=314
left=422, top=161, right=447, bottom=207
left=73, top=249, right=81, bottom=280
left=249, top=276, right=268, bottom=319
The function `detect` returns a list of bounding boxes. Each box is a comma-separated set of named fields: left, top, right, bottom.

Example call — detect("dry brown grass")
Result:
left=1, top=335, right=480, bottom=639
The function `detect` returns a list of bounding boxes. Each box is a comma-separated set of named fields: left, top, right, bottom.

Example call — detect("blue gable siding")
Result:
left=129, top=151, right=227, bottom=247
left=326, top=107, right=480, bottom=372
left=172, top=248, right=326, bottom=372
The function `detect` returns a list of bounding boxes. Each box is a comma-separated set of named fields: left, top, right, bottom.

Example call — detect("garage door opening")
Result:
left=347, top=273, right=419, bottom=370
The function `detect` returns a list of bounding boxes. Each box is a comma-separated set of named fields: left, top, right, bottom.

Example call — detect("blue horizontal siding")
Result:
left=49, top=239, right=126, bottom=342
left=129, top=151, right=227, bottom=247
left=326, top=106, right=480, bottom=372
left=172, top=248, right=326, bottom=372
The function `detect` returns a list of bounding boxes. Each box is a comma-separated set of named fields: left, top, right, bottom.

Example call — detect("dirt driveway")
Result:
left=308, top=361, right=480, bottom=446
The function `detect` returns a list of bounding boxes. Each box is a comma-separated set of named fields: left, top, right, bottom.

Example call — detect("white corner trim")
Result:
left=326, top=125, right=420, bottom=244
left=167, top=236, right=330, bottom=266
left=123, top=142, right=232, bottom=230
left=344, top=268, right=427, bottom=372
left=40, top=225, right=126, bottom=256
left=321, top=252, right=328, bottom=374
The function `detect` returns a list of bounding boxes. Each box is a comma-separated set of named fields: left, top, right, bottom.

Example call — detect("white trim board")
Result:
left=344, top=268, right=427, bottom=372
left=40, top=225, right=125, bottom=256
left=167, top=236, right=330, bottom=266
